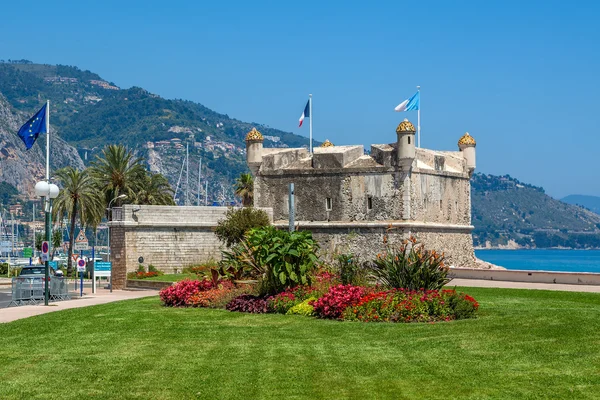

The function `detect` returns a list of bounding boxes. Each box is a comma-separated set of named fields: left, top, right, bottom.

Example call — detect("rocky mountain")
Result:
left=471, top=173, right=600, bottom=249
left=561, top=194, right=600, bottom=215
left=0, top=61, right=313, bottom=204
left=0, top=93, right=84, bottom=198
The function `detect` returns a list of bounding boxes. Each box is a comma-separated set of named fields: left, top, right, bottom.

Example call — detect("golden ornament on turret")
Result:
left=320, top=139, right=334, bottom=147
left=396, top=118, right=416, bottom=134
left=245, top=127, right=264, bottom=141
left=457, top=132, right=476, bottom=146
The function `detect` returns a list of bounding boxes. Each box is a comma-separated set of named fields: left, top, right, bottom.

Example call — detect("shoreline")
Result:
left=475, top=247, right=600, bottom=251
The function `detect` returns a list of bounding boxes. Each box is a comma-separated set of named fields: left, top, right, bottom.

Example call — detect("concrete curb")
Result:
left=450, top=267, right=600, bottom=286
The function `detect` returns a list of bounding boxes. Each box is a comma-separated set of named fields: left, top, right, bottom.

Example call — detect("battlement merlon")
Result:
left=251, top=144, right=472, bottom=179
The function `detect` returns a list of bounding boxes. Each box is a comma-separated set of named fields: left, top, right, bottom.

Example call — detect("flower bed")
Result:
left=127, top=271, right=163, bottom=279
left=160, top=278, right=479, bottom=323
left=342, top=288, right=478, bottom=323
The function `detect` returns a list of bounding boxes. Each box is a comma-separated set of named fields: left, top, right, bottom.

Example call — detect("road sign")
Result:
left=76, top=257, right=86, bottom=272
left=41, top=241, right=49, bottom=262
left=23, top=247, right=33, bottom=258
left=48, top=260, right=58, bottom=270
left=94, top=261, right=112, bottom=277
left=74, top=229, right=89, bottom=251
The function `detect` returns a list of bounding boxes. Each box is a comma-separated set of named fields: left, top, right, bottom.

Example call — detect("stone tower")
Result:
left=245, top=127, right=264, bottom=175
left=458, top=132, right=476, bottom=176
left=396, top=118, right=416, bottom=168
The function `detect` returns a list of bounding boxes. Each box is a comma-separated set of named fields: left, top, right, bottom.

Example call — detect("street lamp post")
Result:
left=107, top=194, right=127, bottom=293
left=35, top=180, right=59, bottom=306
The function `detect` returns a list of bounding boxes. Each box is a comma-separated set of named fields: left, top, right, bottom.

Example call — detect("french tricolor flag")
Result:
left=298, top=100, right=310, bottom=127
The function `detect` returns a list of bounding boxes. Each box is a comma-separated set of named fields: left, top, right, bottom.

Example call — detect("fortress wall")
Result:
left=255, top=170, right=405, bottom=222
left=410, top=171, right=472, bottom=225
left=274, top=221, right=477, bottom=268
left=108, top=205, right=273, bottom=289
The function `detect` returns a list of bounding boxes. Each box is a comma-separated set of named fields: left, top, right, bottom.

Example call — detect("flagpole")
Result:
left=309, top=94, right=313, bottom=155
left=416, top=86, right=421, bottom=148
left=45, top=100, right=50, bottom=180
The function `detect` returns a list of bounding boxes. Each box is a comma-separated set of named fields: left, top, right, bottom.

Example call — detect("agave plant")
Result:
left=369, top=237, right=451, bottom=290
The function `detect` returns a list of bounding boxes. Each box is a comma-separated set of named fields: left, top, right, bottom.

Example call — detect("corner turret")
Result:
left=458, top=132, right=476, bottom=176
left=245, top=127, right=264, bottom=174
left=396, top=118, right=416, bottom=168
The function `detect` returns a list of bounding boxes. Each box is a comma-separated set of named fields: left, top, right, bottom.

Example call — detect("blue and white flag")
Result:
left=394, top=91, right=420, bottom=112
left=17, top=103, right=47, bottom=150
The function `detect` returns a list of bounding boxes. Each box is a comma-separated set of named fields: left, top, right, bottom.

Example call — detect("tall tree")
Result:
left=52, top=167, right=104, bottom=270
left=51, top=229, right=62, bottom=261
left=90, top=144, right=146, bottom=208
left=130, top=173, right=175, bottom=206
left=234, top=173, right=254, bottom=207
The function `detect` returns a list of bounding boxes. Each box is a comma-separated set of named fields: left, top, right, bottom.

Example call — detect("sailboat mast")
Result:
left=197, top=157, right=201, bottom=206
left=185, top=143, right=189, bottom=206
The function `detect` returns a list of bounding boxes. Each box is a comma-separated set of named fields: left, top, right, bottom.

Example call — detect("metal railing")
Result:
left=8, top=276, right=71, bottom=307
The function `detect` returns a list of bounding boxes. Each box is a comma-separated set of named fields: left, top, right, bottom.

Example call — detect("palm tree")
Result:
left=52, top=167, right=104, bottom=270
left=51, top=229, right=62, bottom=261
left=90, top=144, right=146, bottom=208
left=130, top=173, right=176, bottom=205
left=234, top=173, right=254, bottom=207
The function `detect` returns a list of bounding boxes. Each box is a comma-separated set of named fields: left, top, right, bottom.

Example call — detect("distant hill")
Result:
left=561, top=194, right=600, bottom=215
left=0, top=92, right=84, bottom=198
left=471, top=173, right=600, bottom=249
left=0, top=61, right=316, bottom=205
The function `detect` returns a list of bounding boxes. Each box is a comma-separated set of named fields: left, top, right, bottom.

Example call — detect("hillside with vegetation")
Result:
left=561, top=194, right=600, bottom=215
left=0, top=60, right=312, bottom=204
left=471, top=173, right=600, bottom=249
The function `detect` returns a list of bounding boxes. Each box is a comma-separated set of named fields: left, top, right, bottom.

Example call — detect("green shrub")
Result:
left=137, top=264, right=145, bottom=273
left=218, top=242, right=262, bottom=282
left=246, top=226, right=320, bottom=295
left=220, top=226, right=320, bottom=295
left=148, top=265, right=159, bottom=273
left=286, top=298, right=317, bottom=316
left=336, top=254, right=366, bottom=285
left=0, top=263, right=8, bottom=275
left=368, top=237, right=450, bottom=290
left=214, top=207, right=270, bottom=247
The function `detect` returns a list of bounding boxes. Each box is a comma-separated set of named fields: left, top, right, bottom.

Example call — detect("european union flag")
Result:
left=18, top=103, right=47, bottom=150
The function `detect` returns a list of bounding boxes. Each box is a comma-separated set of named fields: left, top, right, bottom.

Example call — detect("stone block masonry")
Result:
left=108, top=205, right=273, bottom=289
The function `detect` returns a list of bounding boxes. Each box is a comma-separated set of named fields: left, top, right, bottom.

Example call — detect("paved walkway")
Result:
left=0, top=288, right=160, bottom=323
left=449, top=278, right=600, bottom=293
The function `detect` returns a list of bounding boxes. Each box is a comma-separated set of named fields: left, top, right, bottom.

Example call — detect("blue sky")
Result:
left=1, top=0, right=599, bottom=198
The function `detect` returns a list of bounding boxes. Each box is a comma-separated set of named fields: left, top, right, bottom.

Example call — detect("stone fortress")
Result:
left=246, top=119, right=478, bottom=267
left=108, top=119, right=478, bottom=289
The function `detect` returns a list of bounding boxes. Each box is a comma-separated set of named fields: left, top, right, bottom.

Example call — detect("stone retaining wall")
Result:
left=109, top=205, right=273, bottom=289
left=274, top=221, right=477, bottom=267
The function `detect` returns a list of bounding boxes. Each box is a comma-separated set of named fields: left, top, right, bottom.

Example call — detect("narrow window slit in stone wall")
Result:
left=367, top=196, right=373, bottom=210
left=326, top=197, right=332, bottom=211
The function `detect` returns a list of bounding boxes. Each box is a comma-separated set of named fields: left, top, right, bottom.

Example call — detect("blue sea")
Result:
left=475, top=249, right=600, bottom=273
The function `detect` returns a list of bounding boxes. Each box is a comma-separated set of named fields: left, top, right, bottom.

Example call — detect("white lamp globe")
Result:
left=34, top=181, right=50, bottom=198
left=48, top=183, right=60, bottom=199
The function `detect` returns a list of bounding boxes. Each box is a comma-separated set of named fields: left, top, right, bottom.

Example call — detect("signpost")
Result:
left=48, top=260, right=58, bottom=271
left=77, top=257, right=86, bottom=297
left=73, top=230, right=89, bottom=251
left=41, top=241, right=49, bottom=262
left=93, top=261, right=111, bottom=293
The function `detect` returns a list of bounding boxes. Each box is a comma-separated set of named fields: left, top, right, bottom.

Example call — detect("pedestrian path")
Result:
left=450, top=278, right=600, bottom=293
left=0, top=288, right=159, bottom=323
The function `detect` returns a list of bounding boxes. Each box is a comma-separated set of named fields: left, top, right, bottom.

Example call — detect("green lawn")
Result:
left=1, top=287, right=599, bottom=399
left=134, top=273, right=199, bottom=282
